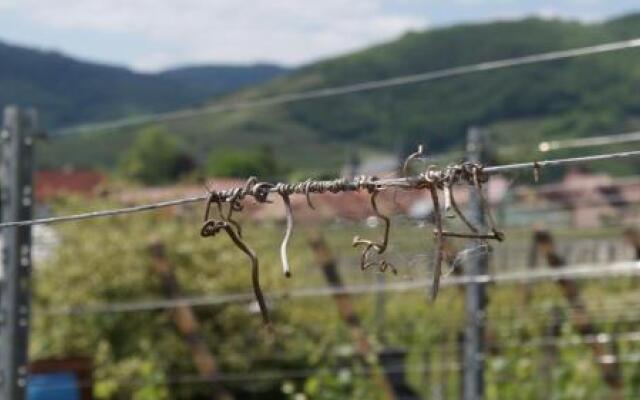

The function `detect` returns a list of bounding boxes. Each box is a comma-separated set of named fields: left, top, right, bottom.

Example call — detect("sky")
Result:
left=0, top=1, right=639, bottom=72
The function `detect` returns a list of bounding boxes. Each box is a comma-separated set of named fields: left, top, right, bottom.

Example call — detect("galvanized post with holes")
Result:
left=0, top=106, right=36, bottom=400
left=463, top=127, right=489, bottom=400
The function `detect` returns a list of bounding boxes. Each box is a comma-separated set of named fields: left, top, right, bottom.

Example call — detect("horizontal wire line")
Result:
left=27, top=350, right=640, bottom=391
left=28, top=327, right=640, bottom=390
left=42, top=260, right=640, bottom=315
left=26, top=347, right=640, bottom=391
left=3, top=149, right=640, bottom=229
left=55, top=37, right=640, bottom=135
left=24, top=363, right=459, bottom=391
left=0, top=194, right=207, bottom=228
left=481, top=149, right=640, bottom=174
left=539, top=130, right=640, bottom=152
left=29, top=316, right=640, bottom=389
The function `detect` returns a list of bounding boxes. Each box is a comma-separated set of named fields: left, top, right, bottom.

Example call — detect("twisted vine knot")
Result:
left=417, top=162, right=488, bottom=189
left=200, top=220, right=228, bottom=238
left=199, top=160, right=496, bottom=314
left=204, top=163, right=486, bottom=207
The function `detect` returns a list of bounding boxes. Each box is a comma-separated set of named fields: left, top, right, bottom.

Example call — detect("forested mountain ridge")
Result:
left=0, top=40, right=287, bottom=128
left=38, top=14, right=640, bottom=174
left=158, top=64, right=287, bottom=97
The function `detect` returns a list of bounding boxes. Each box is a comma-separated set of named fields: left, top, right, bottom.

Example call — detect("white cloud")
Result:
left=1, top=0, right=428, bottom=70
left=535, top=7, right=560, bottom=19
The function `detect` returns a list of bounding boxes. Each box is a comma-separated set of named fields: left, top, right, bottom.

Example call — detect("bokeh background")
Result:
left=3, top=1, right=640, bottom=399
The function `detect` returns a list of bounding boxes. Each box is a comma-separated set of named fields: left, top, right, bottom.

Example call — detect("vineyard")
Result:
left=3, top=29, right=640, bottom=400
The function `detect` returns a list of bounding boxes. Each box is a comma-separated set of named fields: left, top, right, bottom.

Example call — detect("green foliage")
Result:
left=206, top=145, right=286, bottom=179
left=285, top=17, right=640, bottom=150
left=118, top=126, right=194, bottom=184
left=160, top=65, right=288, bottom=97
left=32, top=197, right=640, bottom=399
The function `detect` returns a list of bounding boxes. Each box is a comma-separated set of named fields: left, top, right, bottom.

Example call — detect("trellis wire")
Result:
left=43, top=260, right=640, bottom=315
left=21, top=352, right=640, bottom=392
left=14, top=363, right=461, bottom=391
left=539, top=130, right=640, bottom=152
left=2, top=149, right=640, bottom=229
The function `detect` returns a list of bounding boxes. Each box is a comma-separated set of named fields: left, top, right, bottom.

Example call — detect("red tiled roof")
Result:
left=116, top=178, right=248, bottom=204
left=35, top=170, right=106, bottom=202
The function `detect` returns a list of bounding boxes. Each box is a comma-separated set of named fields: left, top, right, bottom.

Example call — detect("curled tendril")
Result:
left=251, top=181, right=275, bottom=203
left=201, top=178, right=272, bottom=326
left=200, top=219, right=270, bottom=326
left=352, top=190, right=397, bottom=275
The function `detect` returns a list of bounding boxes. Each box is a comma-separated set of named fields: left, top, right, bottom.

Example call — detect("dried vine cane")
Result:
left=427, top=182, right=445, bottom=300
left=442, top=183, right=454, bottom=219
left=439, top=169, right=487, bottom=240
left=205, top=181, right=244, bottom=237
left=200, top=190, right=271, bottom=326
left=201, top=220, right=270, bottom=326
left=276, top=183, right=294, bottom=278
left=446, top=179, right=478, bottom=233
left=402, top=144, right=425, bottom=176
left=352, top=190, right=397, bottom=274
left=533, top=161, right=541, bottom=183
left=436, top=164, right=505, bottom=243
left=402, top=146, right=446, bottom=298
left=472, top=166, right=505, bottom=242
left=222, top=192, right=244, bottom=236
left=303, top=179, right=316, bottom=210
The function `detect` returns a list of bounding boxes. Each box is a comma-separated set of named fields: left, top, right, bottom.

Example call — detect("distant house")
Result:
left=509, top=168, right=640, bottom=228
left=115, top=178, right=245, bottom=205
left=341, top=155, right=400, bottom=179
left=114, top=178, right=252, bottom=220
left=15, top=169, right=107, bottom=264
left=35, top=169, right=106, bottom=202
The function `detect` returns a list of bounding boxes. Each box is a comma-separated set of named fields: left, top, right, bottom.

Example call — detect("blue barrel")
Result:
left=28, top=372, right=80, bottom=400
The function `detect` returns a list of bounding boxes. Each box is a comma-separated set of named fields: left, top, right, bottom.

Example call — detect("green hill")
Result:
left=39, top=14, right=640, bottom=175
left=158, top=64, right=287, bottom=97
left=0, top=40, right=287, bottom=128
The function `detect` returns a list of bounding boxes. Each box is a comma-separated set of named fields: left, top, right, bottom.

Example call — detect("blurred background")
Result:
left=3, top=1, right=640, bottom=399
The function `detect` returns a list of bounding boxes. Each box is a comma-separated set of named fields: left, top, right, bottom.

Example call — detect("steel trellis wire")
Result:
left=2, top=150, right=640, bottom=229
left=42, top=261, right=640, bottom=316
